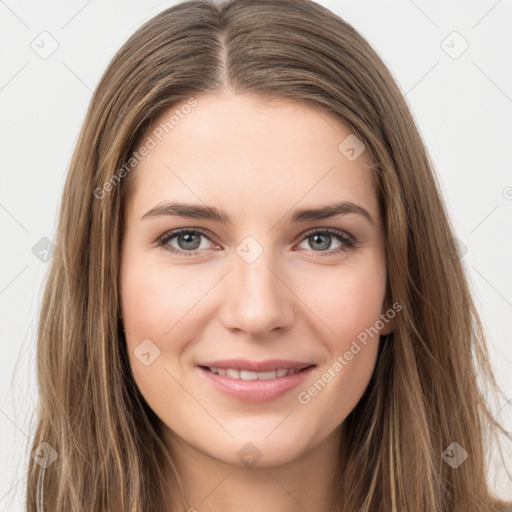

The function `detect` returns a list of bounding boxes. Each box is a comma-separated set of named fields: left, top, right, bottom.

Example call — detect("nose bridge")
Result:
left=220, top=236, right=294, bottom=336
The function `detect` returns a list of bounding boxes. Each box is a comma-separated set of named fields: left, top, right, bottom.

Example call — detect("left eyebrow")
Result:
left=140, top=200, right=374, bottom=225
left=284, top=201, right=374, bottom=225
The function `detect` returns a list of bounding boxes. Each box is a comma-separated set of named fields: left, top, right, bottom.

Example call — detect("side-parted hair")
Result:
left=26, top=0, right=511, bottom=510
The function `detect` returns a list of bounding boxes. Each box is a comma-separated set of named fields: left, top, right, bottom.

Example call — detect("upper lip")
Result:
left=198, top=359, right=315, bottom=372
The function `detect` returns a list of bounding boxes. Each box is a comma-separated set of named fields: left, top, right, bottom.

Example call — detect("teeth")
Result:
left=226, top=369, right=240, bottom=379
left=207, top=367, right=301, bottom=379
left=240, top=370, right=258, bottom=380
left=258, top=371, right=278, bottom=380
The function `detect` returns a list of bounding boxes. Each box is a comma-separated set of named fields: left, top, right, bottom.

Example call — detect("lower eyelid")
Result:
left=157, top=229, right=215, bottom=252
left=158, top=229, right=355, bottom=254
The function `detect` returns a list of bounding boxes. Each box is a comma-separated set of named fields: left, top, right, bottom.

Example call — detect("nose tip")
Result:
left=219, top=254, right=295, bottom=338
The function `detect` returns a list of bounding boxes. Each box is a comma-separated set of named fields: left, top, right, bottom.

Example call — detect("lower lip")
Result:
left=198, top=366, right=315, bottom=403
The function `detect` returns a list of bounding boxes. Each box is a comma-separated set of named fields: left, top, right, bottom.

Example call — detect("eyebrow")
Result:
left=140, top=200, right=374, bottom=225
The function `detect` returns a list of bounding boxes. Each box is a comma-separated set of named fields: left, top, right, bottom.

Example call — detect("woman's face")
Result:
left=120, top=90, right=393, bottom=468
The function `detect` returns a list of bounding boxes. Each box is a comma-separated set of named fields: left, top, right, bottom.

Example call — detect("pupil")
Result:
left=180, top=233, right=200, bottom=250
left=176, top=233, right=333, bottom=252
left=311, top=233, right=330, bottom=251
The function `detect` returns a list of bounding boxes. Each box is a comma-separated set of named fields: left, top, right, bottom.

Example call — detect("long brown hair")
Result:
left=26, top=0, right=511, bottom=510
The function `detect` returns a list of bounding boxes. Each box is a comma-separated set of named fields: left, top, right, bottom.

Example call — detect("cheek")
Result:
left=120, top=257, right=206, bottom=345
left=302, top=259, right=387, bottom=345
left=120, top=255, right=218, bottom=405
left=294, top=276, right=384, bottom=439
left=120, top=258, right=191, bottom=409
left=293, top=259, right=385, bottom=412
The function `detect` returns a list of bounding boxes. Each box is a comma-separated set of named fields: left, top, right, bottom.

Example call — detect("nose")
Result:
left=219, top=248, right=296, bottom=339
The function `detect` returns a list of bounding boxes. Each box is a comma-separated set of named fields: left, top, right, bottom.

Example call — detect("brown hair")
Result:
left=26, top=0, right=511, bottom=510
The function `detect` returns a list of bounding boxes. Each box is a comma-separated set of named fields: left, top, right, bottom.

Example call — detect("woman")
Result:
left=26, top=0, right=512, bottom=510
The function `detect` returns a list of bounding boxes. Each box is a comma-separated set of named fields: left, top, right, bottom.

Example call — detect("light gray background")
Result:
left=1, top=0, right=511, bottom=509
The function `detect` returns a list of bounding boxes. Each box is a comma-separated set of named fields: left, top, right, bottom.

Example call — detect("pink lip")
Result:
left=197, top=363, right=316, bottom=403
left=198, top=358, right=313, bottom=372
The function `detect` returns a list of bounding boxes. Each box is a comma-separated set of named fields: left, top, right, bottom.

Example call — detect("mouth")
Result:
left=199, top=365, right=314, bottom=380
left=196, top=361, right=316, bottom=403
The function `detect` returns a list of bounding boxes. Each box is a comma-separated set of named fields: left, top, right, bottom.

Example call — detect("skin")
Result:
left=120, top=88, right=395, bottom=512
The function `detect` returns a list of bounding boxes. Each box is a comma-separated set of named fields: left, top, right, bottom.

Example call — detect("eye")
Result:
left=156, top=227, right=356, bottom=257
left=295, top=228, right=355, bottom=256
left=156, top=228, right=216, bottom=256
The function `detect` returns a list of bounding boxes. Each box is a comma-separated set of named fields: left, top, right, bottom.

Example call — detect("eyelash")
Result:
left=156, top=227, right=356, bottom=257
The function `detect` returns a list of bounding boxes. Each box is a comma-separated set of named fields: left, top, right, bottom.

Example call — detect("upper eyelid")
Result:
left=157, top=226, right=354, bottom=248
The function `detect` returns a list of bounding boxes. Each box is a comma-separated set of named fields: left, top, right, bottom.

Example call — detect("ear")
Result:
left=378, top=296, right=401, bottom=335
left=378, top=313, right=395, bottom=335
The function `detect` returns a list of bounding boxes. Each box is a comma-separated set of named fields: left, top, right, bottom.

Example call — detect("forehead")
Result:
left=125, top=92, right=378, bottom=220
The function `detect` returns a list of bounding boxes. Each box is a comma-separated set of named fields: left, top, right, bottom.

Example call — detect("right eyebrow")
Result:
left=140, top=202, right=230, bottom=223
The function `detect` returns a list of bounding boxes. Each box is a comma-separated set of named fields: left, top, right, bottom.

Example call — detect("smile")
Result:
left=197, top=361, right=316, bottom=403
left=205, top=367, right=305, bottom=379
